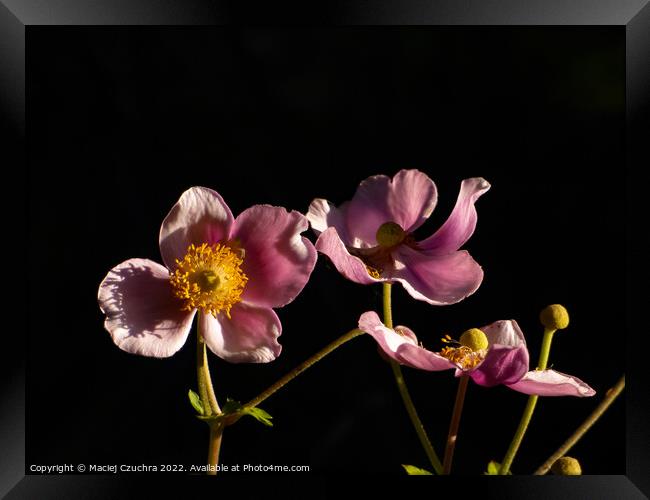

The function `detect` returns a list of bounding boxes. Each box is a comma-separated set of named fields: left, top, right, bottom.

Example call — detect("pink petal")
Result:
left=358, top=312, right=455, bottom=371
left=159, top=187, right=234, bottom=270
left=316, top=227, right=381, bottom=285
left=468, top=344, right=530, bottom=387
left=347, top=170, right=437, bottom=245
left=358, top=311, right=417, bottom=357
left=200, top=303, right=282, bottom=363
left=98, top=258, right=196, bottom=358
left=396, top=343, right=458, bottom=372
left=391, top=246, right=484, bottom=305
left=418, top=178, right=490, bottom=254
left=482, top=320, right=527, bottom=349
left=506, top=370, right=596, bottom=397
left=306, top=198, right=351, bottom=241
left=231, top=205, right=317, bottom=309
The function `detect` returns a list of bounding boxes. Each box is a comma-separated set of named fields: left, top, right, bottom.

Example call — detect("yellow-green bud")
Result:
left=376, top=222, right=406, bottom=248
left=551, top=456, right=582, bottom=476
left=540, top=304, right=570, bottom=330
left=459, top=328, right=489, bottom=351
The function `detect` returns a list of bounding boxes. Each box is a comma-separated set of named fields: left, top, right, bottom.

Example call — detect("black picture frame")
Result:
left=2, top=1, right=648, bottom=498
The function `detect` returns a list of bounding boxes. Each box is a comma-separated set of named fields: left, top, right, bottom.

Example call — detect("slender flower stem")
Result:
left=536, top=328, right=555, bottom=373
left=389, top=360, right=444, bottom=475
left=197, top=314, right=223, bottom=475
left=244, top=328, right=364, bottom=409
left=383, top=283, right=444, bottom=475
left=197, top=316, right=221, bottom=415
left=499, top=327, right=557, bottom=475
left=443, top=375, right=470, bottom=474
left=534, top=375, right=625, bottom=475
left=382, top=282, right=393, bottom=328
left=206, top=423, right=224, bottom=476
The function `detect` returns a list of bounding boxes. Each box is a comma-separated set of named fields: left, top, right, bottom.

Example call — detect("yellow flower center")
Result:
left=439, top=329, right=489, bottom=370
left=169, top=243, right=248, bottom=318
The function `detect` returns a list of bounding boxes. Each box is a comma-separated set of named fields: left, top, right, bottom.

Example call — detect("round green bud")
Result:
left=551, top=456, right=582, bottom=476
left=459, top=328, right=489, bottom=351
left=376, top=221, right=406, bottom=248
left=540, top=304, right=570, bottom=330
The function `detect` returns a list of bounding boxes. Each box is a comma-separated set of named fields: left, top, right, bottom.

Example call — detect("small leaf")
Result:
left=401, top=464, right=433, bottom=475
left=484, top=460, right=511, bottom=475
left=244, top=406, right=274, bottom=427
left=221, top=398, right=273, bottom=427
left=188, top=389, right=205, bottom=415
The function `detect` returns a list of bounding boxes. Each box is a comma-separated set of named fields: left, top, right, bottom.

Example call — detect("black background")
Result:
left=27, top=27, right=625, bottom=475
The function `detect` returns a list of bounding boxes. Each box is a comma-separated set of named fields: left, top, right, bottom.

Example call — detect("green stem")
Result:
left=383, top=283, right=443, bottom=475
left=390, top=360, right=444, bottom=475
left=499, top=327, right=557, bottom=475
left=382, top=282, right=393, bottom=328
left=244, top=328, right=364, bottom=409
left=534, top=375, right=625, bottom=475
left=206, top=422, right=224, bottom=476
left=197, top=314, right=222, bottom=476
left=537, top=328, right=555, bottom=372
left=197, top=315, right=221, bottom=415
left=442, top=375, right=470, bottom=474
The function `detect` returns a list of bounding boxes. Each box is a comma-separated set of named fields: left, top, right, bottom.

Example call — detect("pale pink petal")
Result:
left=316, top=227, right=381, bottom=285
left=391, top=246, right=484, bottom=305
left=306, top=198, right=351, bottom=242
left=482, top=320, right=527, bottom=349
left=200, top=304, right=281, bottom=363
left=396, top=343, right=458, bottom=372
left=507, top=370, right=596, bottom=397
left=418, top=178, right=490, bottom=254
left=98, top=258, right=196, bottom=358
left=159, top=187, right=234, bottom=269
left=231, top=205, right=317, bottom=309
left=347, top=170, right=437, bottom=245
left=467, top=344, right=530, bottom=387
left=393, top=325, right=419, bottom=345
left=358, top=312, right=455, bottom=371
left=358, top=311, right=417, bottom=358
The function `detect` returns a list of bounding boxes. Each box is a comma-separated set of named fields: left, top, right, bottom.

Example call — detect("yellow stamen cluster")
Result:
left=169, top=242, right=248, bottom=318
left=365, top=265, right=381, bottom=279
left=439, top=332, right=488, bottom=370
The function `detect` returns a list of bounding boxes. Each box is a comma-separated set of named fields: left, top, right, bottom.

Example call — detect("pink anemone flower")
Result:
left=358, top=311, right=595, bottom=397
left=307, top=169, right=490, bottom=305
left=98, top=187, right=317, bottom=362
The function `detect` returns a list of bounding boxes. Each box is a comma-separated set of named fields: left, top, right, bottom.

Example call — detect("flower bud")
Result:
left=540, top=304, right=569, bottom=330
left=551, top=456, right=582, bottom=475
left=459, top=328, right=489, bottom=351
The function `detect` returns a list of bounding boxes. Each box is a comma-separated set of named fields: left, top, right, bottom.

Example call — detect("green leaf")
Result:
left=244, top=406, right=274, bottom=427
left=401, top=464, right=433, bottom=475
left=484, top=460, right=511, bottom=475
left=188, top=389, right=205, bottom=416
left=221, top=398, right=273, bottom=427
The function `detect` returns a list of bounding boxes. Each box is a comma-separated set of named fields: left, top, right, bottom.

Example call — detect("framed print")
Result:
left=2, top=1, right=649, bottom=498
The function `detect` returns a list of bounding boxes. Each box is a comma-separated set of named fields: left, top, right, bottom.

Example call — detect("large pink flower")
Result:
left=98, top=187, right=317, bottom=363
left=307, top=170, right=490, bottom=305
left=358, top=311, right=595, bottom=397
